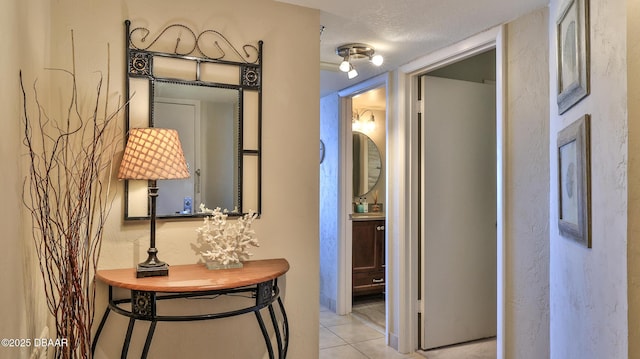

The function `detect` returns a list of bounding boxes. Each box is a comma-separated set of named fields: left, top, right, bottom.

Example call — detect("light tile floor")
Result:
left=319, top=304, right=423, bottom=359
left=417, top=338, right=496, bottom=359
left=351, top=296, right=386, bottom=332
left=320, top=299, right=496, bottom=359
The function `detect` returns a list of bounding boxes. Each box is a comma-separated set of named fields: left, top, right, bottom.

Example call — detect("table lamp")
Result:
left=118, top=128, right=190, bottom=278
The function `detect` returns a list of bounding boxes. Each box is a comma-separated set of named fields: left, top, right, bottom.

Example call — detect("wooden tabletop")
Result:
left=96, top=258, right=289, bottom=292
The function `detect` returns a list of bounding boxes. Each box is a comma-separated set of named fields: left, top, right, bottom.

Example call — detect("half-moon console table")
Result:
left=92, top=258, right=290, bottom=359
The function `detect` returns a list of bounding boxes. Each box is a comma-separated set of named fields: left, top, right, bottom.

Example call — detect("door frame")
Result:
left=390, top=25, right=506, bottom=355
left=336, top=74, right=389, bottom=318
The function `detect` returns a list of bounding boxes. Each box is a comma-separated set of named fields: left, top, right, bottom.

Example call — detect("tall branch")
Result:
left=20, top=34, right=124, bottom=359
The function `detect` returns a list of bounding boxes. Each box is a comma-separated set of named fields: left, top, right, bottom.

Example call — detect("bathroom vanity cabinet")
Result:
left=352, top=218, right=385, bottom=296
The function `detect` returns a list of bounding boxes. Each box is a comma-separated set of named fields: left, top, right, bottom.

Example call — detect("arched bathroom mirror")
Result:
left=353, top=132, right=382, bottom=197
left=123, top=20, right=262, bottom=219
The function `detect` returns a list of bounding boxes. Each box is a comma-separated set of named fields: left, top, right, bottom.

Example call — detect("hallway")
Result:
left=319, top=305, right=421, bottom=359
left=319, top=304, right=497, bottom=359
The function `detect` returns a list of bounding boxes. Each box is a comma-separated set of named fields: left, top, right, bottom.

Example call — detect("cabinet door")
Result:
left=352, top=220, right=385, bottom=296
left=353, top=221, right=378, bottom=272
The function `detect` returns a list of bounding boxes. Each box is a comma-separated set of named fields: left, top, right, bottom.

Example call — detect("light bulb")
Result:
left=371, top=54, right=384, bottom=66
left=352, top=118, right=361, bottom=131
left=339, top=60, right=350, bottom=72
left=348, top=67, right=358, bottom=79
left=365, top=116, right=376, bottom=132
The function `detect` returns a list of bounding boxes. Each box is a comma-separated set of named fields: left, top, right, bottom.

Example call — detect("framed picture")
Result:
left=556, top=0, right=590, bottom=114
left=557, top=114, right=591, bottom=247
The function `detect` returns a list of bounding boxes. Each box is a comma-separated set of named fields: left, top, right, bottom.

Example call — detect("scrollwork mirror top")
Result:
left=123, top=20, right=263, bottom=220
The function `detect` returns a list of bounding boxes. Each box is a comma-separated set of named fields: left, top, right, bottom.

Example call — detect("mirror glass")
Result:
left=353, top=132, right=381, bottom=196
left=153, top=81, right=240, bottom=216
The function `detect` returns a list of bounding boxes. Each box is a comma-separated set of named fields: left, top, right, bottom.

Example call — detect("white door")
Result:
left=420, top=75, right=497, bottom=349
left=155, top=99, right=200, bottom=215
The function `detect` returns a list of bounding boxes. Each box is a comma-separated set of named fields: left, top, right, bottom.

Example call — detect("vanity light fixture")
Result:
left=364, top=113, right=376, bottom=132
left=352, top=109, right=376, bottom=132
left=336, top=43, right=384, bottom=80
left=118, top=128, right=190, bottom=278
left=352, top=116, right=362, bottom=132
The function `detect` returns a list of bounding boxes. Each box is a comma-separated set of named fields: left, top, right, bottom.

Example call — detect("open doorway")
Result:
left=350, top=86, right=387, bottom=331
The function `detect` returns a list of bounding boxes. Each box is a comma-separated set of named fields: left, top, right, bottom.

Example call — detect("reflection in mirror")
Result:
left=123, top=20, right=262, bottom=219
left=153, top=81, right=240, bottom=216
left=353, top=132, right=381, bottom=196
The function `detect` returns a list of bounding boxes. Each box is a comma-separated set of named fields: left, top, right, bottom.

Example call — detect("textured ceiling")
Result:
left=276, top=0, right=548, bottom=96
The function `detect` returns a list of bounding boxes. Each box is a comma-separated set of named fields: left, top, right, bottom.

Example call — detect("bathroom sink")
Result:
left=350, top=212, right=385, bottom=220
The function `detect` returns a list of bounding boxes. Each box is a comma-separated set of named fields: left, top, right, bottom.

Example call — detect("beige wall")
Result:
left=549, top=0, right=629, bottom=357
left=1, top=0, right=52, bottom=358
left=0, top=0, right=29, bottom=357
left=504, top=8, right=551, bottom=358
left=7, top=0, right=320, bottom=358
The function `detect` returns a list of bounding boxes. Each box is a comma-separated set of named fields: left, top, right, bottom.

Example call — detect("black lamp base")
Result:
left=137, top=184, right=169, bottom=278
left=136, top=262, right=169, bottom=278
left=136, top=247, right=169, bottom=278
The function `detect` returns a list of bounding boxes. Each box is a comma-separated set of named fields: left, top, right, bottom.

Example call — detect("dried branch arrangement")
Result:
left=20, top=34, right=123, bottom=359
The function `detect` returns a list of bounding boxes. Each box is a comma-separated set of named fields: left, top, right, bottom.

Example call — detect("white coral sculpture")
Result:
left=196, top=204, right=259, bottom=265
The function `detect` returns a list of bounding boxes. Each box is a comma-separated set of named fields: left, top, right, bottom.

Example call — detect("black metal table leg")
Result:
left=268, top=304, right=284, bottom=359
left=121, top=318, right=136, bottom=359
left=278, top=297, right=290, bottom=357
left=255, top=310, right=275, bottom=359
left=92, top=307, right=111, bottom=355
left=141, top=321, right=157, bottom=359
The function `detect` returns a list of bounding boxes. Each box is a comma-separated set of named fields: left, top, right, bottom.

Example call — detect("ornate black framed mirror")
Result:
left=123, top=20, right=262, bottom=219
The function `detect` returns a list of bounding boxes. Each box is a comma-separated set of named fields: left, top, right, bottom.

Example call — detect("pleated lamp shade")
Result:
left=118, top=128, right=190, bottom=180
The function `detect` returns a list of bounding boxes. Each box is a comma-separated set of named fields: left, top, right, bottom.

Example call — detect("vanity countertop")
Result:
left=350, top=213, right=385, bottom=221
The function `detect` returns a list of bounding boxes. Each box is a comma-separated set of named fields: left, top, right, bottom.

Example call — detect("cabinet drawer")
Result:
left=353, top=271, right=385, bottom=287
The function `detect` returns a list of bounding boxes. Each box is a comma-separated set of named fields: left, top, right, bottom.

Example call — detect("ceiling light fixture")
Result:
left=347, top=65, right=358, bottom=79
left=339, top=59, right=351, bottom=72
left=336, top=43, right=384, bottom=80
